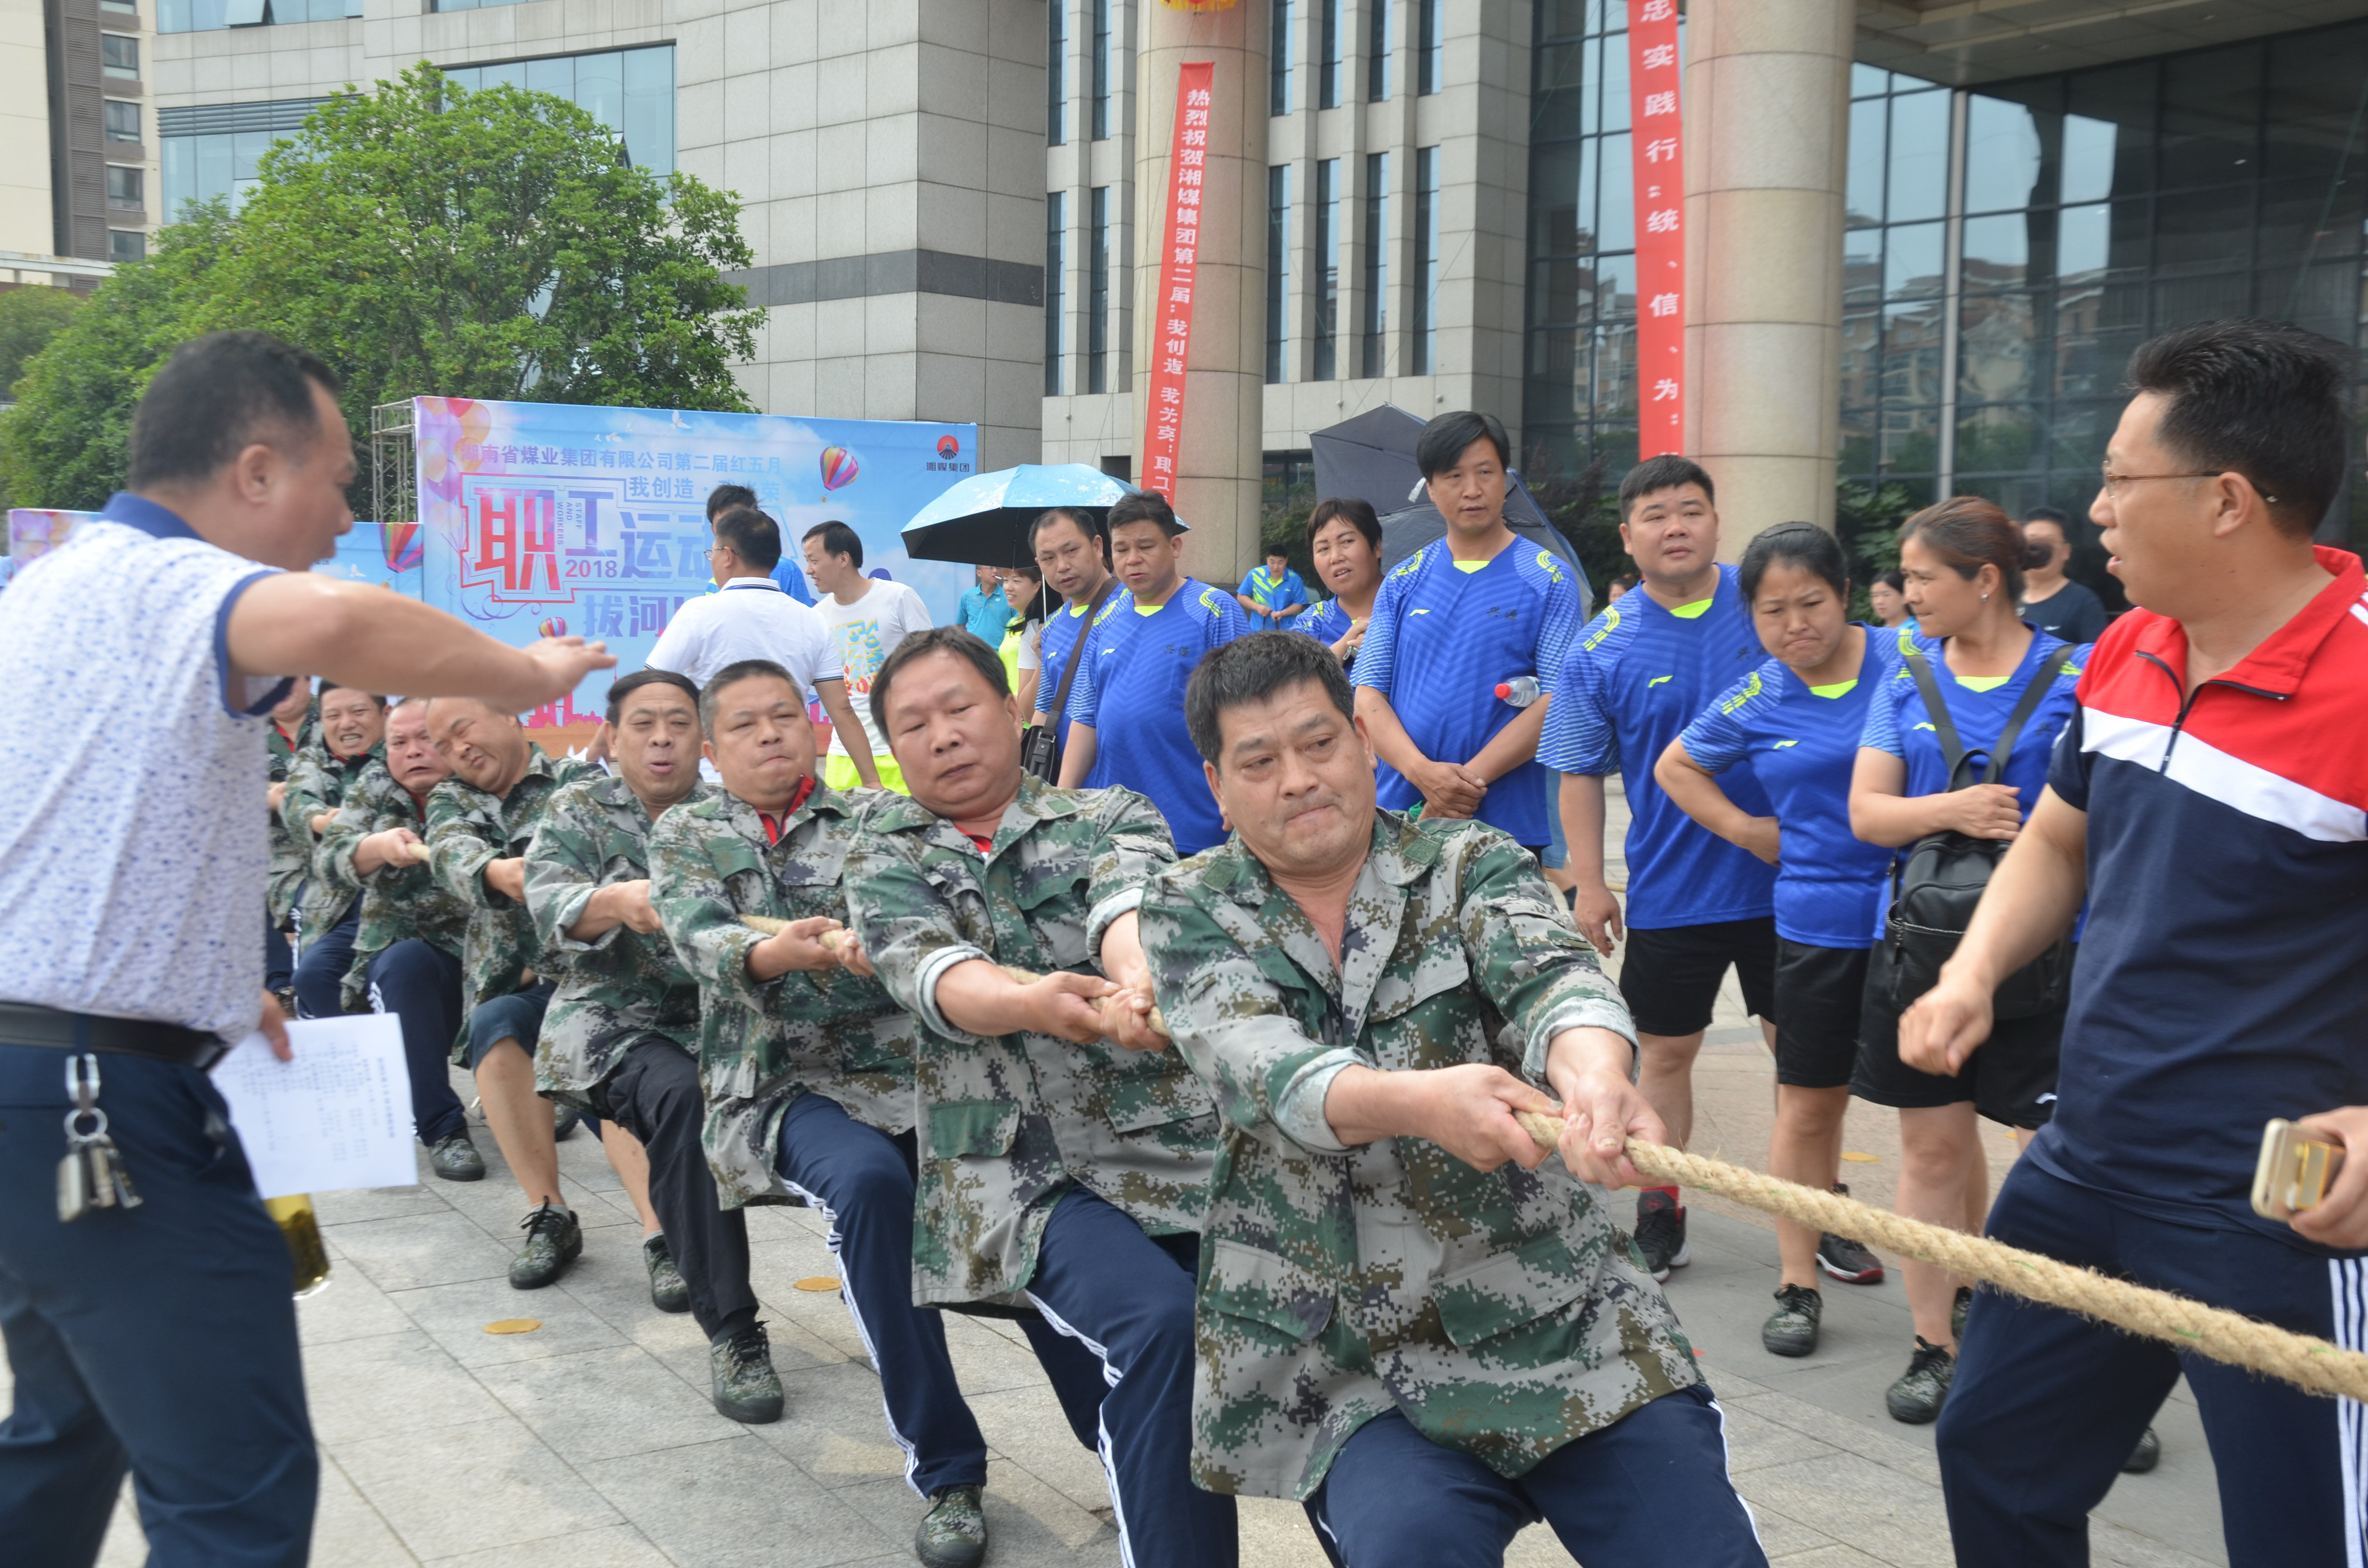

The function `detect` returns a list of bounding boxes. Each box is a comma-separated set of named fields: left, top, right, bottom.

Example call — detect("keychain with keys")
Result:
left=57, top=1053, right=141, bottom=1223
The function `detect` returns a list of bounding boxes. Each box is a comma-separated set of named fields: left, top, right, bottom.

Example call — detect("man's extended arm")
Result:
left=1896, top=786, right=2088, bottom=1076
left=225, top=573, right=610, bottom=709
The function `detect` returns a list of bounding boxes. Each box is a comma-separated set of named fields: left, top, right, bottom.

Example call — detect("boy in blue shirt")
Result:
left=1352, top=410, right=1586, bottom=855
left=1235, top=551, right=1310, bottom=628
left=1541, top=454, right=1777, bottom=1279
left=1059, top=492, right=1247, bottom=853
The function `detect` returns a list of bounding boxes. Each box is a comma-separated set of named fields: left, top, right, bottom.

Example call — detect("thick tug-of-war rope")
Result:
left=1514, top=1111, right=2368, bottom=1404
left=736, top=915, right=1168, bottom=1036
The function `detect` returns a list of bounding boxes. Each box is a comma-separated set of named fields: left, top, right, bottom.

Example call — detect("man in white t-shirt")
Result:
left=647, top=508, right=878, bottom=788
left=800, top=521, right=937, bottom=795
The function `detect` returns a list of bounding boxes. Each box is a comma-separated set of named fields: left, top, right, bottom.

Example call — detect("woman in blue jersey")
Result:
left=1848, top=497, right=2092, bottom=1428
left=1657, top=523, right=1894, bottom=1361
left=1295, top=497, right=1383, bottom=671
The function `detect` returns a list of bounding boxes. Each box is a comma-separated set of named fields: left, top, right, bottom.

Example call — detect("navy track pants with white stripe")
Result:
left=773, top=1092, right=987, bottom=1498
left=1024, top=1188, right=1239, bottom=1568
left=1938, top=1160, right=2368, bottom=1568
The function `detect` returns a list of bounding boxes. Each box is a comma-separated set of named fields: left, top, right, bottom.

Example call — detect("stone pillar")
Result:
left=1133, top=0, right=1266, bottom=587
left=1681, top=0, right=1851, bottom=544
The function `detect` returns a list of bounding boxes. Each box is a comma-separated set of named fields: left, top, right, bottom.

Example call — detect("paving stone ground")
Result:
left=47, top=783, right=2229, bottom=1566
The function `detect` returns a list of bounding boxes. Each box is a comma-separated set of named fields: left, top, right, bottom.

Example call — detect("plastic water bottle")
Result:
left=1495, top=676, right=1542, bottom=707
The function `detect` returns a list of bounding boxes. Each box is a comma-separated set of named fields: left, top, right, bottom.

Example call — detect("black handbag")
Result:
left=1882, top=647, right=2072, bottom=1020
left=1021, top=578, right=1115, bottom=783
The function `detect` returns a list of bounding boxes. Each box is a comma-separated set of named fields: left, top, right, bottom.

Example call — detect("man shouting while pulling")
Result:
left=1136, top=631, right=1765, bottom=1568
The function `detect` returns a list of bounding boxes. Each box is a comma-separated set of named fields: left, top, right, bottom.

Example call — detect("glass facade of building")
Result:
left=161, top=0, right=358, bottom=33
left=1526, top=6, right=2368, bottom=542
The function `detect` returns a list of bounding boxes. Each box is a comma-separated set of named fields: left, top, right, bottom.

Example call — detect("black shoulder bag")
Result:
left=1881, top=648, right=2072, bottom=1020
left=1021, top=578, right=1115, bottom=783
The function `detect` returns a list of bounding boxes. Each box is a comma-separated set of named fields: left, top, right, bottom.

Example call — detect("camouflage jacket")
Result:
left=281, top=742, right=381, bottom=938
left=524, top=774, right=713, bottom=1108
left=844, top=774, right=1215, bottom=1307
left=1137, top=811, right=1696, bottom=1501
left=316, top=759, right=474, bottom=1013
left=426, top=746, right=602, bottom=1033
left=265, top=711, right=316, bottom=928
left=647, top=782, right=914, bottom=1208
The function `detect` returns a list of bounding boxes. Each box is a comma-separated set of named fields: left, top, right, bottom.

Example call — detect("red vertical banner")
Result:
left=1140, top=61, right=1216, bottom=504
left=1626, top=0, right=1684, bottom=458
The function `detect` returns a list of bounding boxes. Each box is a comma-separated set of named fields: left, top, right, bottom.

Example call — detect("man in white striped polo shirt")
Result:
left=0, top=331, right=612, bottom=1565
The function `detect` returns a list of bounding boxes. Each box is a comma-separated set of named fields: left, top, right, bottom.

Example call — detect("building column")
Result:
left=1133, top=0, right=1266, bottom=587
left=1681, top=0, right=1851, bottom=542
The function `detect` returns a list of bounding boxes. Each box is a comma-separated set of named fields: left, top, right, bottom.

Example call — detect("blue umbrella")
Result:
left=900, top=463, right=1166, bottom=568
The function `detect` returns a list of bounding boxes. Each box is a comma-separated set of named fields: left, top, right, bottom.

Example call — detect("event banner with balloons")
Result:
left=4, top=509, right=420, bottom=596
left=412, top=397, right=977, bottom=740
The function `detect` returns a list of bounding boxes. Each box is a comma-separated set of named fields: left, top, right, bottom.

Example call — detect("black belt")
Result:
left=0, top=1003, right=231, bottom=1069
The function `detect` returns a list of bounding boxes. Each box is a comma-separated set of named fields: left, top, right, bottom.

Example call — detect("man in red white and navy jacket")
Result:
left=1896, top=319, right=2368, bottom=1568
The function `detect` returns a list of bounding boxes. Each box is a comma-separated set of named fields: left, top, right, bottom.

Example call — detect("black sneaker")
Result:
left=1886, top=1336, right=1955, bottom=1424
left=1634, top=1190, right=1689, bottom=1281
left=1761, top=1284, right=1822, bottom=1358
left=914, top=1482, right=988, bottom=1568
left=2122, top=1426, right=2161, bottom=1474
left=1952, top=1285, right=1973, bottom=1341
left=508, top=1202, right=582, bottom=1289
left=552, top=1104, right=582, bottom=1141
left=429, top=1130, right=485, bottom=1182
left=710, top=1322, right=784, bottom=1424
left=1817, top=1185, right=1885, bottom=1284
left=644, top=1233, right=690, bottom=1313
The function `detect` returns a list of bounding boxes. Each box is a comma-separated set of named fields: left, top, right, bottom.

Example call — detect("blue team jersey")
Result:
left=1064, top=577, right=1247, bottom=853
left=1352, top=539, right=1586, bottom=846
left=1239, top=565, right=1310, bottom=626
left=1540, top=564, right=1776, bottom=930
left=1296, top=599, right=1353, bottom=644
left=1677, top=629, right=1895, bottom=948
left=1035, top=596, right=1096, bottom=718
left=1858, top=626, right=2090, bottom=941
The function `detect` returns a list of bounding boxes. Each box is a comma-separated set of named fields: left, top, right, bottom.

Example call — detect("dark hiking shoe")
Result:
left=1886, top=1336, right=1956, bottom=1423
left=1761, top=1284, right=1823, bottom=1358
left=552, top=1103, right=582, bottom=1141
left=429, top=1130, right=485, bottom=1182
left=1952, top=1284, right=1973, bottom=1341
left=508, top=1202, right=581, bottom=1289
left=644, top=1233, right=690, bottom=1313
left=914, top=1482, right=987, bottom=1568
left=2123, top=1426, right=2161, bottom=1474
left=710, top=1322, right=784, bottom=1424
left=1634, top=1189, right=1690, bottom=1281
left=1818, top=1185, right=1885, bottom=1283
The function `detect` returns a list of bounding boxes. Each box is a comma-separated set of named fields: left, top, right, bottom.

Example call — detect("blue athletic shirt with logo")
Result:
left=1857, top=625, right=2090, bottom=940
left=1063, top=578, right=1247, bottom=853
left=1035, top=596, right=1096, bottom=716
left=1676, top=628, right=1896, bottom=948
left=1351, top=539, right=1586, bottom=847
left=1541, top=564, right=1776, bottom=930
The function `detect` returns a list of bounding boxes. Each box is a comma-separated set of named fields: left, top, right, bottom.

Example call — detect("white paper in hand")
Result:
left=213, top=1015, right=417, bottom=1199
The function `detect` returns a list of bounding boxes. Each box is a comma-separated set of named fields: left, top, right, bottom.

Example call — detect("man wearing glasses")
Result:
left=648, top=505, right=880, bottom=788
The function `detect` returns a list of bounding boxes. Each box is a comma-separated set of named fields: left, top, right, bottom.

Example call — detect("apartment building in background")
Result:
left=1, top=0, right=159, bottom=284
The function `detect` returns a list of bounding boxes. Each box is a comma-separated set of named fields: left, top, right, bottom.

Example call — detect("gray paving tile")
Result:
left=311, top=1453, right=420, bottom=1568
left=329, top=1209, right=517, bottom=1293
left=295, top=1263, right=416, bottom=1347
left=833, top=1455, right=1119, bottom=1565
left=577, top=1435, right=904, bottom=1568
left=1720, top=1398, right=1844, bottom=1474
left=1732, top=1453, right=1956, bottom=1568
left=470, top=1343, right=743, bottom=1463
left=301, top=1329, right=507, bottom=1447
left=960, top=1383, right=1115, bottom=1517
left=388, top=1275, right=631, bottom=1368
left=335, top=1416, right=621, bottom=1559
left=315, top=1182, right=450, bottom=1225
left=742, top=1356, right=918, bottom=1489
left=424, top=1522, right=670, bottom=1566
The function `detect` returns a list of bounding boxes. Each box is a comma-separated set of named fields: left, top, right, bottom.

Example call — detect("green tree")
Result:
left=0, top=286, right=83, bottom=401
left=220, top=64, right=760, bottom=429
left=0, top=206, right=236, bottom=509
left=0, top=64, right=760, bottom=510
